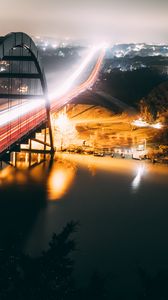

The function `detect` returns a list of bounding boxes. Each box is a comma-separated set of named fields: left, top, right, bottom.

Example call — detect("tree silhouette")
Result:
left=0, top=221, right=78, bottom=300
left=138, top=266, right=168, bottom=299
left=86, top=270, right=110, bottom=300
left=0, top=221, right=113, bottom=300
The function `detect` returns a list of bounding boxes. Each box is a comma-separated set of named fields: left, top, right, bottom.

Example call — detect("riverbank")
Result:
left=53, top=104, right=168, bottom=160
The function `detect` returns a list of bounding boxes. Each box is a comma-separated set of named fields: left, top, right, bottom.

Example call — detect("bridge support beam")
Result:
left=45, top=103, right=54, bottom=153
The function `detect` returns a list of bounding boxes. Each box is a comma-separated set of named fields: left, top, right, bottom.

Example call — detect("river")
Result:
left=0, top=153, right=168, bottom=298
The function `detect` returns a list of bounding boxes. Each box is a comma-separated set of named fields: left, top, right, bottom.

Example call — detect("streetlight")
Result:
left=54, top=112, right=77, bottom=151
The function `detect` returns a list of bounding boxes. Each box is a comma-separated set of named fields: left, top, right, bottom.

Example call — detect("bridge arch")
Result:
left=0, top=32, right=54, bottom=152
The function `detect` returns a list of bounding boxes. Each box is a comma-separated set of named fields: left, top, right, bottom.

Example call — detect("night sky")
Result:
left=0, top=0, right=168, bottom=43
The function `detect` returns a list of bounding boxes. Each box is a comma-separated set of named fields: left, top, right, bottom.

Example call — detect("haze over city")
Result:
left=0, top=0, right=168, bottom=43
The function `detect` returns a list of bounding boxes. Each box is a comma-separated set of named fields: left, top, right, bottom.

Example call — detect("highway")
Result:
left=0, top=48, right=105, bottom=154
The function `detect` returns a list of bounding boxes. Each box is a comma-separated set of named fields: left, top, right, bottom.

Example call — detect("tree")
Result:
left=0, top=221, right=78, bottom=300
left=137, top=266, right=168, bottom=299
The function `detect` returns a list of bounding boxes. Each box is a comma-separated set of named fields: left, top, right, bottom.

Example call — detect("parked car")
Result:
left=94, top=151, right=104, bottom=157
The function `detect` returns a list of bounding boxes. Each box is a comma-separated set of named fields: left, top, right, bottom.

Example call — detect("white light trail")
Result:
left=0, top=46, right=102, bottom=127
left=49, top=46, right=100, bottom=100
left=0, top=100, right=44, bottom=127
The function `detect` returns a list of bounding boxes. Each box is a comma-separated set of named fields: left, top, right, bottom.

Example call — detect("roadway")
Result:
left=0, top=49, right=105, bottom=154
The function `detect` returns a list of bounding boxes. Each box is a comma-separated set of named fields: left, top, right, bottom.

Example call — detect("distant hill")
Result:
left=98, top=68, right=167, bottom=104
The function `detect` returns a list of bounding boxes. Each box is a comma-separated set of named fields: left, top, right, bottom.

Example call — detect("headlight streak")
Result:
left=0, top=46, right=103, bottom=128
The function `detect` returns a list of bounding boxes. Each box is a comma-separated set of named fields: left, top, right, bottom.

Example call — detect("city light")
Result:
left=54, top=112, right=70, bottom=132
left=131, top=118, right=163, bottom=129
left=131, top=118, right=148, bottom=127
left=151, top=122, right=163, bottom=129
left=0, top=67, right=6, bottom=72
left=17, top=85, right=28, bottom=94
left=53, top=112, right=77, bottom=149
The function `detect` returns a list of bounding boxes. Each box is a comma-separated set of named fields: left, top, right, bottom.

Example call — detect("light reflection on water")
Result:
left=131, top=164, right=146, bottom=191
left=0, top=152, right=77, bottom=201
left=0, top=165, right=28, bottom=186
left=47, top=160, right=76, bottom=201
left=0, top=152, right=168, bottom=194
left=58, top=153, right=168, bottom=187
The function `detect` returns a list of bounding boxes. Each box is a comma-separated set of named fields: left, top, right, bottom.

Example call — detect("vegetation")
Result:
left=0, top=222, right=109, bottom=300
left=0, top=222, right=77, bottom=300
left=1, top=221, right=168, bottom=299
left=139, top=81, right=168, bottom=123
left=138, top=266, right=168, bottom=299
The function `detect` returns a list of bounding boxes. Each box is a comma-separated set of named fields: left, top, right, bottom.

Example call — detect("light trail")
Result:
left=0, top=100, right=44, bottom=127
left=51, top=47, right=105, bottom=111
left=0, top=48, right=105, bottom=153
left=0, top=46, right=103, bottom=128
left=49, top=46, right=101, bottom=100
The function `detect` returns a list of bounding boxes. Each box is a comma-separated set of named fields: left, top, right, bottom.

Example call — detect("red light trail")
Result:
left=0, top=49, right=105, bottom=153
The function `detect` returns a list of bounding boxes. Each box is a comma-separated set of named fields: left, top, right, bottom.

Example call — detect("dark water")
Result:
left=0, top=152, right=168, bottom=298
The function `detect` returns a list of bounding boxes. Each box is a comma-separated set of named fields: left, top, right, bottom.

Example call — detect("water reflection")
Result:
left=131, top=164, right=146, bottom=191
left=0, top=152, right=47, bottom=186
left=62, top=153, right=167, bottom=193
left=0, top=165, right=12, bottom=184
left=10, top=152, right=46, bottom=169
left=47, top=160, right=76, bottom=201
left=1, top=151, right=168, bottom=299
left=0, top=152, right=77, bottom=201
left=0, top=164, right=28, bottom=186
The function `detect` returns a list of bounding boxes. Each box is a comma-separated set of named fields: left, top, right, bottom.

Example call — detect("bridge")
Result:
left=0, top=32, right=105, bottom=157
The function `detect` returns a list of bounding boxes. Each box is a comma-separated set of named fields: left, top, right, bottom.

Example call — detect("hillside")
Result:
left=139, top=81, right=168, bottom=122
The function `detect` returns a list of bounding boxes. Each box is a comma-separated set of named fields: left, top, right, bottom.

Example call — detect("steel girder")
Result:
left=0, top=32, right=54, bottom=152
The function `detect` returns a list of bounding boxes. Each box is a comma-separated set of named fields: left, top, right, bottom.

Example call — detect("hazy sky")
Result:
left=0, top=0, right=168, bottom=43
